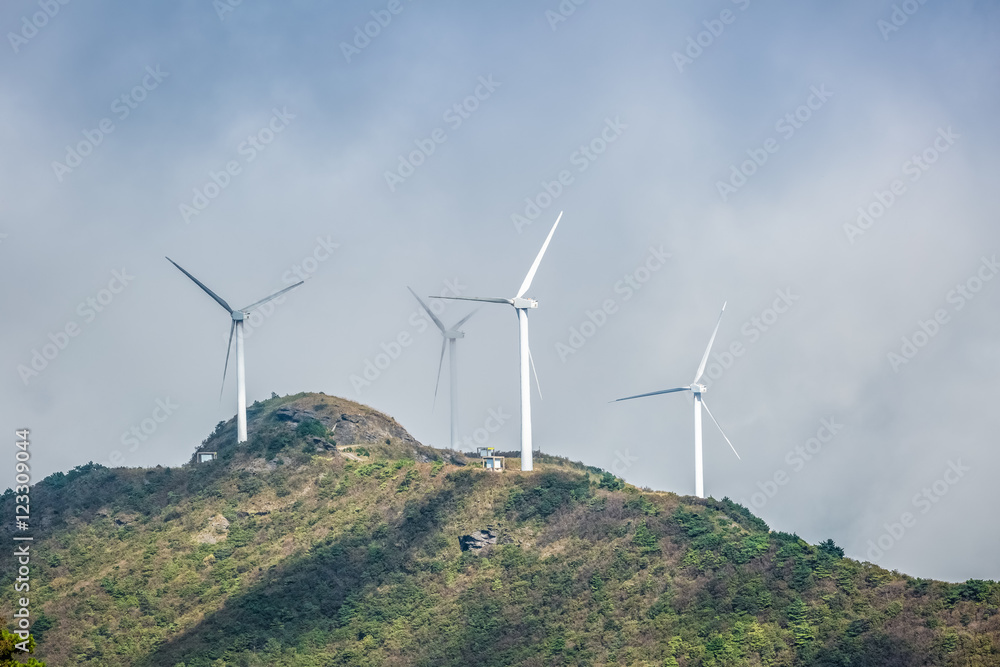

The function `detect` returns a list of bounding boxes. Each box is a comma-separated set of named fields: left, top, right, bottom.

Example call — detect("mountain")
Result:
left=2, top=392, right=998, bottom=666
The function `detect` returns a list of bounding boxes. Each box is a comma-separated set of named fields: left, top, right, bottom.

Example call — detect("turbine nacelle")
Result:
left=690, top=383, right=707, bottom=394
left=231, top=311, right=245, bottom=322
left=445, top=330, right=465, bottom=340
left=512, top=297, right=538, bottom=309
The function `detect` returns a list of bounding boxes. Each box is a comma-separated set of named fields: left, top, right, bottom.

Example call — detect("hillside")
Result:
left=2, top=392, right=998, bottom=666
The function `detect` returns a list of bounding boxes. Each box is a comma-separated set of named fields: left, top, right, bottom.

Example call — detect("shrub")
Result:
left=719, top=497, right=769, bottom=532
left=296, top=419, right=327, bottom=439
left=598, top=472, right=625, bottom=491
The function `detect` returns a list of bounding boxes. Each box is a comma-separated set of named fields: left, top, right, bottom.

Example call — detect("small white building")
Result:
left=477, top=447, right=504, bottom=471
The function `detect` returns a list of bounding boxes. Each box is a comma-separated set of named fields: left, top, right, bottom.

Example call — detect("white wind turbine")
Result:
left=432, top=211, right=563, bottom=471
left=613, top=302, right=740, bottom=498
left=166, top=257, right=305, bottom=443
left=408, top=287, right=478, bottom=449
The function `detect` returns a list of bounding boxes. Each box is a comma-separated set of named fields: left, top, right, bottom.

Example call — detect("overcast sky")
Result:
left=2, top=0, right=997, bottom=582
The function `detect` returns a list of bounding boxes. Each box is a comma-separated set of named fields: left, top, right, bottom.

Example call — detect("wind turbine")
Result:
left=613, top=302, right=739, bottom=498
left=166, top=257, right=305, bottom=444
left=432, top=211, right=563, bottom=471
left=408, top=287, right=478, bottom=449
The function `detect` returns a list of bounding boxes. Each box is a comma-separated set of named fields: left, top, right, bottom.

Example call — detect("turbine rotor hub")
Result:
left=231, top=311, right=245, bottom=321
left=691, top=383, right=706, bottom=394
left=512, top=297, right=538, bottom=309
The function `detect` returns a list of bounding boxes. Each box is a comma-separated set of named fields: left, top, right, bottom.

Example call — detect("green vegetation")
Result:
left=0, top=628, right=45, bottom=666
left=1, top=393, right=997, bottom=666
left=295, top=418, right=327, bottom=439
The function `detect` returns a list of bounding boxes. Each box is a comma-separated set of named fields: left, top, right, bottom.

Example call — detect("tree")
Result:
left=0, top=628, right=45, bottom=666
left=818, top=538, right=845, bottom=558
left=632, top=520, right=659, bottom=553
left=786, top=598, right=814, bottom=648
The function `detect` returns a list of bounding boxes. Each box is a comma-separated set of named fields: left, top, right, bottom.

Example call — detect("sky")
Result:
left=1, top=0, right=998, bottom=583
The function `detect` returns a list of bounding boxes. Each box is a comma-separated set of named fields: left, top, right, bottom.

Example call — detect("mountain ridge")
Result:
left=2, top=392, right=997, bottom=666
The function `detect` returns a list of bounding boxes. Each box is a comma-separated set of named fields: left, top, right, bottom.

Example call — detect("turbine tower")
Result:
left=613, top=302, right=739, bottom=498
left=433, top=211, right=563, bottom=471
left=408, top=287, right=478, bottom=449
left=166, top=257, right=304, bottom=443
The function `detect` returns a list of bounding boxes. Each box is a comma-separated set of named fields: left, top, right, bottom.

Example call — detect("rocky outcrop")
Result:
left=459, top=529, right=498, bottom=551
left=195, top=514, right=230, bottom=544
left=272, top=405, right=420, bottom=448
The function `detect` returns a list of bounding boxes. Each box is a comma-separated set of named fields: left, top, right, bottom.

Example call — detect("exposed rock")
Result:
left=274, top=407, right=321, bottom=423
left=244, top=458, right=278, bottom=474
left=310, top=435, right=336, bottom=451
left=459, top=529, right=498, bottom=552
left=327, top=413, right=417, bottom=448
left=195, top=514, right=230, bottom=545
left=270, top=403, right=420, bottom=448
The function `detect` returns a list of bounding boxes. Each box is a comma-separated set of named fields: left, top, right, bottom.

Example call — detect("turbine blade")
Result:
left=702, top=398, right=740, bottom=459
left=432, top=337, right=447, bottom=410
left=220, top=320, right=236, bottom=401
left=432, top=295, right=512, bottom=305
left=452, top=307, right=481, bottom=331
left=516, top=211, right=562, bottom=298
left=529, top=348, right=543, bottom=400
left=166, top=257, right=233, bottom=314
left=408, top=286, right=447, bottom=333
left=693, top=302, right=727, bottom=385
left=612, top=387, right=690, bottom=402
left=241, top=280, right=305, bottom=312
